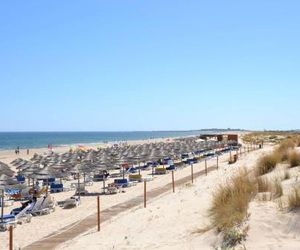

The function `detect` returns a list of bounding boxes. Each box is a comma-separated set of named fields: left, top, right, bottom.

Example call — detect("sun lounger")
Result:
left=142, top=176, right=153, bottom=182
left=107, top=185, right=119, bottom=194
left=84, top=180, right=93, bottom=186
left=50, top=183, right=64, bottom=193
left=16, top=175, right=25, bottom=184
left=93, top=173, right=109, bottom=182
left=129, top=174, right=143, bottom=182
left=63, top=196, right=80, bottom=209
left=30, top=196, right=56, bottom=216
left=155, top=167, right=167, bottom=175
left=126, top=167, right=138, bottom=174
left=166, top=165, right=176, bottom=171
left=74, top=183, right=89, bottom=195
left=0, top=204, right=33, bottom=231
left=0, top=215, right=18, bottom=231
left=102, top=183, right=120, bottom=194
left=114, top=178, right=136, bottom=188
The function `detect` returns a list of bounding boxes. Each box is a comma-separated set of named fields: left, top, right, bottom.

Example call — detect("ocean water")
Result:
left=0, top=131, right=217, bottom=150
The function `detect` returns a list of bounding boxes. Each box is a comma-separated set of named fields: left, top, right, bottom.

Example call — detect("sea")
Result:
left=0, top=130, right=225, bottom=150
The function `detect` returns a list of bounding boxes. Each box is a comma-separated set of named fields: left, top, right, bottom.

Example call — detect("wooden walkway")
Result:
left=24, top=165, right=217, bottom=250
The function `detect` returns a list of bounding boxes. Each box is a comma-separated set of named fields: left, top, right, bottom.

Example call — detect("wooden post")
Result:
left=172, top=171, right=175, bottom=193
left=191, top=164, right=194, bottom=183
left=9, top=225, right=13, bottom=250
left=205, top=159, right=208, bottom=176
left=77, top=173, right=80, bottom=198
left=97, top=196, right=100, bottom=232
left=217, top=156, right=219, bottom=170
left=144, top=180, right=147, bottom=208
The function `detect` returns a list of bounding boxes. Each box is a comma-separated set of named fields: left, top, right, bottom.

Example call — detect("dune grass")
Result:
left=282, top=169, right=291, bottom=180
left=288, top=188, right=300, bottom=210
left=273, top=179, right=283, bottom=198
left=275, top=139, right=296, bottom=162
left=255, top=154, right=279, bottom=176
left=288, top=151, right=300, bottom=168
left=257, top=177, right=271, bottom=192
left=256, top=177, right=283, bottom=199
left=209, top=169, right=256, bottom=231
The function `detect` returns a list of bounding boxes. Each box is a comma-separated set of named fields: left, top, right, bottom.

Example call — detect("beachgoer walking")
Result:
left=27, top=149, right=29, bottom=155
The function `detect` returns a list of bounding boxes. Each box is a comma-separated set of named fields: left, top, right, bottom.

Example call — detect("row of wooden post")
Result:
left=94, top=144, right=262, bottom=233
left=94, top=143, right=262, bottom=227
left=7, top=144, right=264, bottom=248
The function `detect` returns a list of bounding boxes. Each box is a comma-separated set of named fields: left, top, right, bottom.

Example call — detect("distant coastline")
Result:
left=0, top=129, right=244, bottom=150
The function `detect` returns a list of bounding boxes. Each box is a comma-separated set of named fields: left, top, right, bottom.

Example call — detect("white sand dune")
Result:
left=2, top=142, right=295, bottom=250
left=246, top=202, right=300, bottom=250
left=58, top=147, right=273, bottom=250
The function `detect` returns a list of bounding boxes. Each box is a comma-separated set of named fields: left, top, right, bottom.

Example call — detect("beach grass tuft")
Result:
left=273, top=179, right=283, bottom=198
left=255, top=154, right=279, bottom=176
left=209, top=169, right=256, bottom=231
left=288, top=188, right=300, bottom=210
left=288, top=151, right=300, bottom=168
left=257, top=177, right=271, bottom=192
left=282, top=169, right=291, bottom=180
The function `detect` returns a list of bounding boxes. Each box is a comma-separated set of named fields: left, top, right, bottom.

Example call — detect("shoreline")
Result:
left=0, top=130, right=246, bottom=151
left=0, top=131, right=246, bottom=167
left=0, top=136, right=186, bottom=166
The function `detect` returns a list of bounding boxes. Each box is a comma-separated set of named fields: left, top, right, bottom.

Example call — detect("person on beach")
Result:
left=27, top=149, right=29, bottom=155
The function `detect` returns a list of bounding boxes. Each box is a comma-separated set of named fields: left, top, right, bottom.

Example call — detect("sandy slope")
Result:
left=58, top=147, right=273, bottom=250
left=0, top=146, right=229, bottom=249
left=246, top=202, right=300, bottom=250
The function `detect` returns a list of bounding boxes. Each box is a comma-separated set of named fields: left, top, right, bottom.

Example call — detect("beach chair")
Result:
left=16, top=175, right=26, bottom=184
left=50, top=183, right=64, bottom=193
left=155, top=167, right=167, bottom=175
left=63, top=196, right=80, bottom=209
left=107, top=185, right=119, bottom=194
left=114, top=178, right=136, bottom=188
left=0, top=204, right=33, bottom=231
left=74, top=183, right=88, bottom=195
left=126, top=167, right=138, bottom=174
left=142, top=176, right=153, bottom=182
left=129, top=174, right=143, bottom=182
left=166, top=165, right=176, bottom=171
left=30, top=196, right=56, bottom=216
left=102, top=183, right=120, bottom=195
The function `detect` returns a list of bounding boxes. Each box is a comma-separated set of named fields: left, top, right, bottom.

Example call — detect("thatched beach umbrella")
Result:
left=0, top=162, right=14, bottom=177
left=0, top=174, right=19, bottom=223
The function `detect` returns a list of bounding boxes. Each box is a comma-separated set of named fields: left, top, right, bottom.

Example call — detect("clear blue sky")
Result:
left=0, top=1, right=299, bottom=131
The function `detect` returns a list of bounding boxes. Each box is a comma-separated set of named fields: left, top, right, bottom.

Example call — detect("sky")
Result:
left=0, top=1, right=299, bottom=131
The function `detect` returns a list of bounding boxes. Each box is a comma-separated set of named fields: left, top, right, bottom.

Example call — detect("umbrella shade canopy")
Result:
left=0, top=162, right=14, bottom=177
left=0, top=174, right=19, bottom=187
left=30, top=166, right=58, bottom=179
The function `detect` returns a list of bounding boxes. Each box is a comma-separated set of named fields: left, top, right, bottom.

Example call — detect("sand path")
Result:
left=23, top=164, right=218, bottom=250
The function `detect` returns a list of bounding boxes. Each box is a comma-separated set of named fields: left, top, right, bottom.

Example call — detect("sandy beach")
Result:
left=0, top=136, right=178, bottom=170
left=0, top=134, right=272, bottom=250
left=56, top=144, right=299, bottom=250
